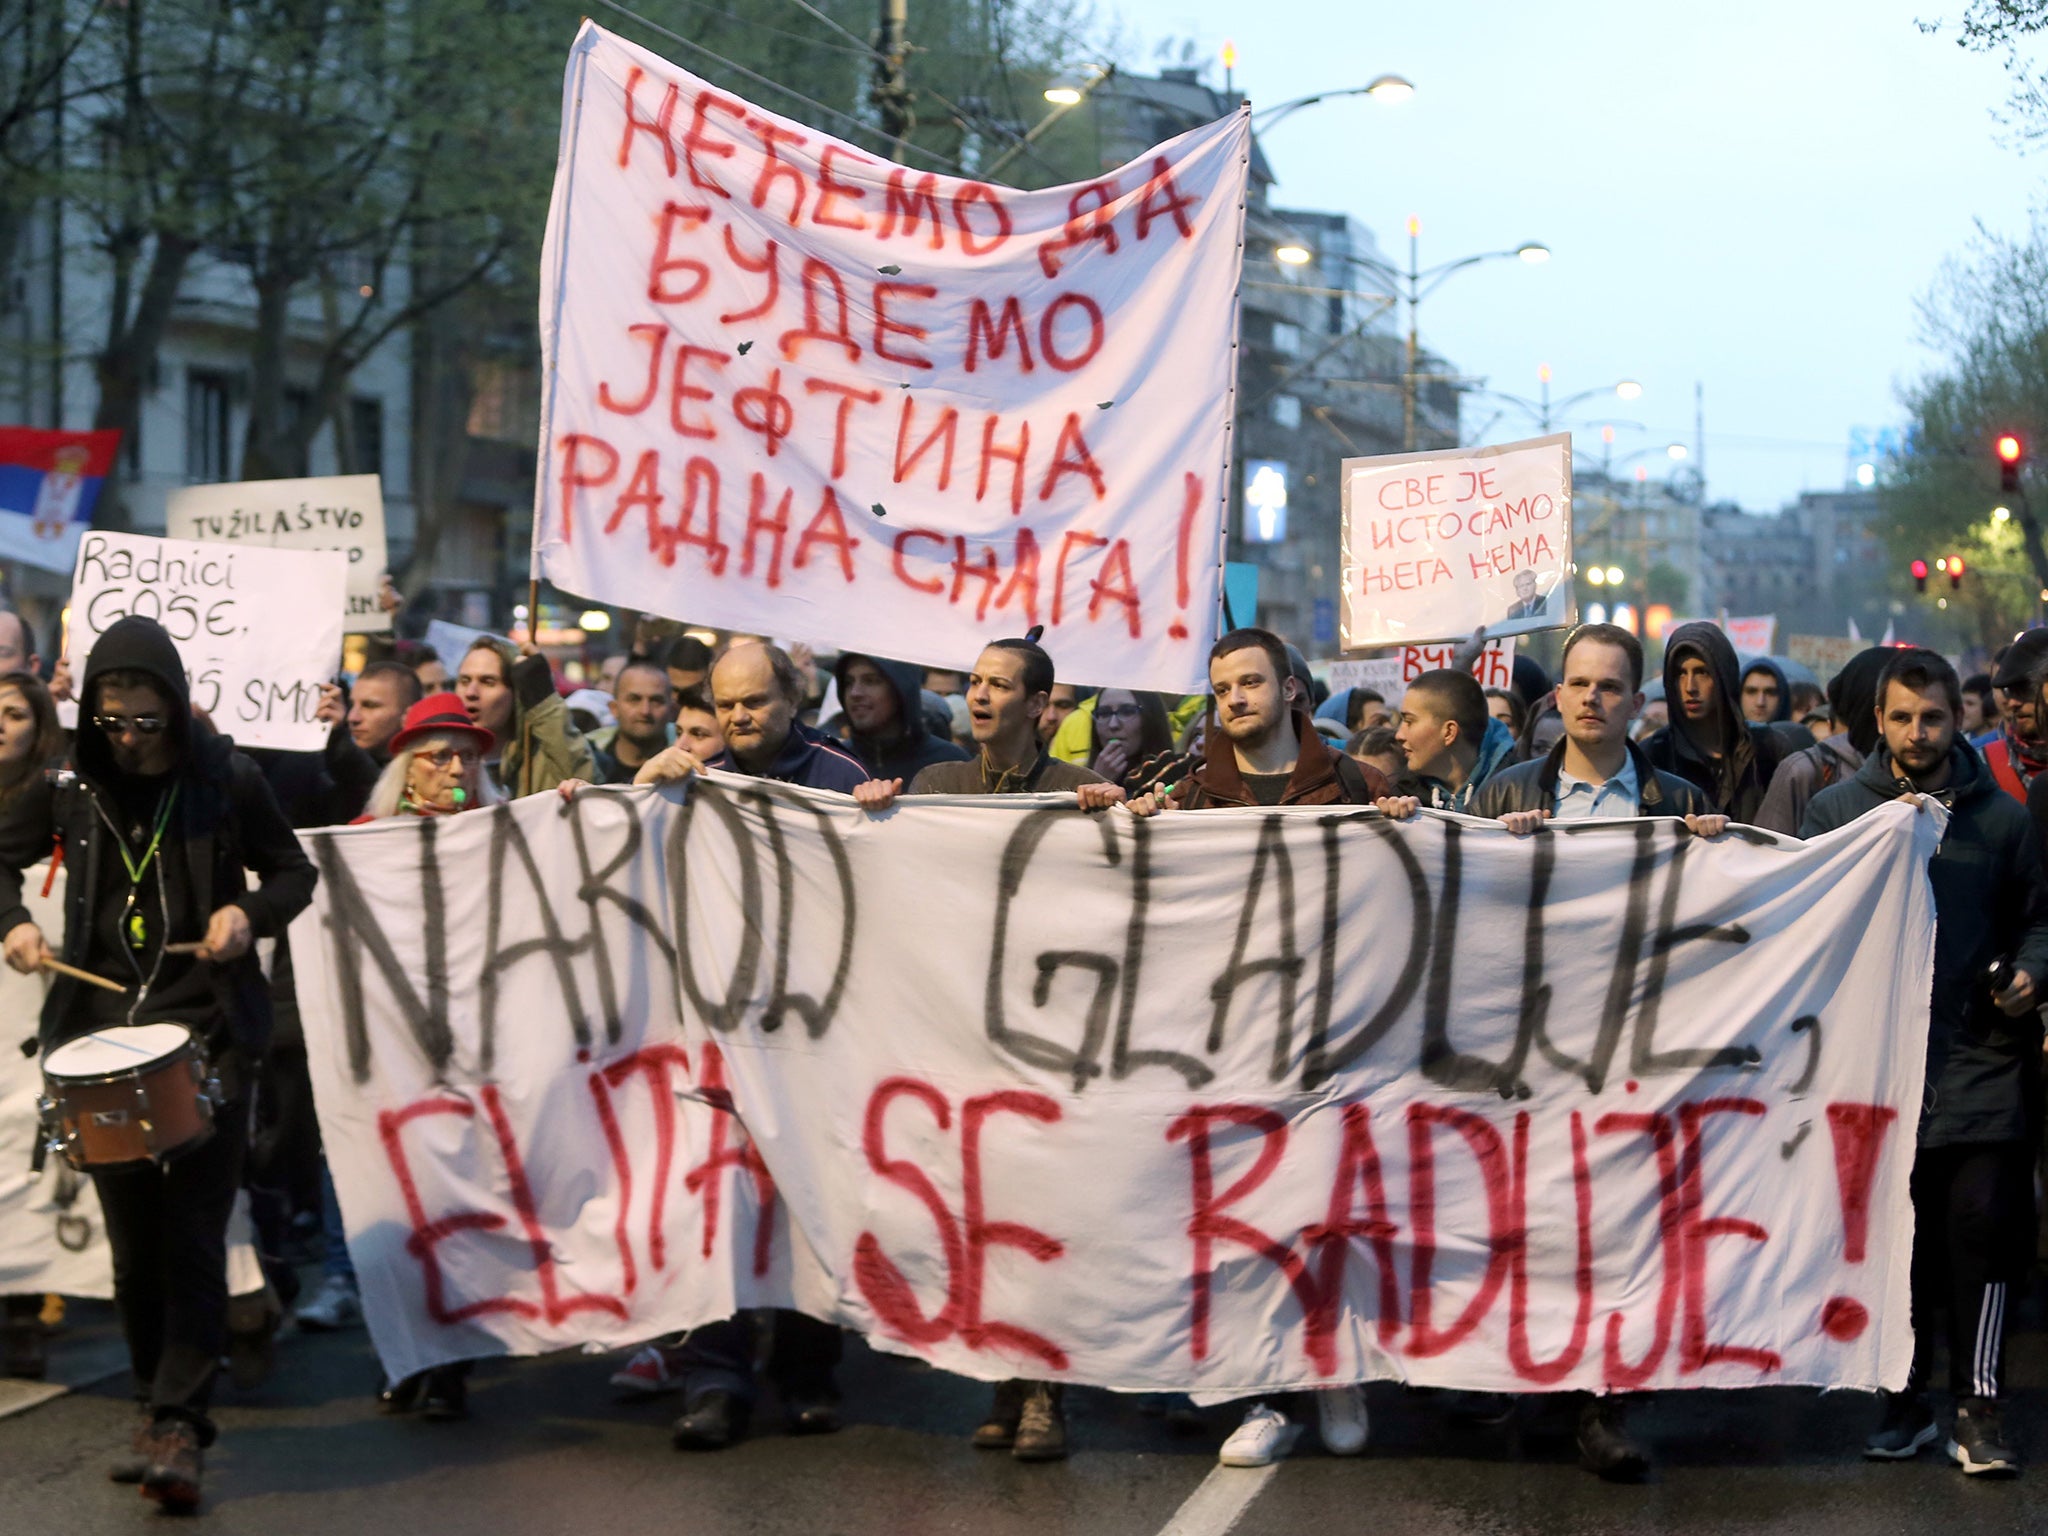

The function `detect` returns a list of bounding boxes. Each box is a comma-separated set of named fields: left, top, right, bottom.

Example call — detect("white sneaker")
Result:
left=1316, top=1384, right=1368, bottom=1455
left=1218, top=1403, right=1301, bottom=1467
left=294, top=1275, right=361, bottom=1332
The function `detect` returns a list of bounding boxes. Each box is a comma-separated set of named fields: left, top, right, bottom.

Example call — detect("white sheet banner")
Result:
left=297, top=781, right=1935, bottom=1394
left=168, top=475, right=390, bottom=634
left=533, top=23, right=1249, bottom=692
left=67, top=532, right=347, bottom=752
left=0, top=867, right=112, bottom=1299
left=1342, top=434, right=1575, bottom=648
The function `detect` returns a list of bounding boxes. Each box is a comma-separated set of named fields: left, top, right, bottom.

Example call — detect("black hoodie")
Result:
left=832, top=653, right=968, bottom=783
left=1640, top=622, right=1795, bottom=822
left=1739, top=657, right=1793, bottom=723
left=0, top=616, right=316, bottom=1059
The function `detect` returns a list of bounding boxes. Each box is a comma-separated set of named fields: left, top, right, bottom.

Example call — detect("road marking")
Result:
left=1155, top=1463, right=1279, bottom=1536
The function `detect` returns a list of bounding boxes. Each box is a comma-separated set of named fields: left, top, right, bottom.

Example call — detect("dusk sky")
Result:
left=1110, top=1, right=2039, bottom=512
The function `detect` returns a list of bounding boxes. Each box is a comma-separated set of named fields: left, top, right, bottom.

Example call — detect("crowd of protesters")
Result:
left=1, top=589, right=2047, bottom=1508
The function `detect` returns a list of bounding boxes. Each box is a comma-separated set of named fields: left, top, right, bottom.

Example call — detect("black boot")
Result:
left=672, top=1390, right=749, bottom=1450
left=1577, top=1396, right=1648, bottom=1482
left=973, top=1379, right=1027, bottom=1449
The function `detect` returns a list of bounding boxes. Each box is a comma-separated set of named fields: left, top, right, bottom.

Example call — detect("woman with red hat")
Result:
left=356, top=693, right=501, bottom=822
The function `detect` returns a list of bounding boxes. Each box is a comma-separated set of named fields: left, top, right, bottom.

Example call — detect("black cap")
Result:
left=1992, top=628, right=2048, bottom=689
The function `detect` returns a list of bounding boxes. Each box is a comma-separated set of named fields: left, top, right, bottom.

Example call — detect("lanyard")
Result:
left=118, top=785, right=178, bottom=888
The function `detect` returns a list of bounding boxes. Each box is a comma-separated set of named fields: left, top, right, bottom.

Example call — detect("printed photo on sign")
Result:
left=67, top=532, right=347, bottom=753
left=1341, top=433, right=1574, bottom=649
left=532, top=23, right=1248, bottom=692
left=168, top=474, right=390, bottom=634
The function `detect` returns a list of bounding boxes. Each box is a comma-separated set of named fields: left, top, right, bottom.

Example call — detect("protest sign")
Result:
left=0, top=427, right=121, bottom=575
left=1341, top=434, right=1573, bottom=649
left=297, top=780, right=1934, bottom=1394
left=1327, top=639, right=1517, bottom=700
left=0, top=867, right=112, bottom=1301
left=532, top=23, right=1249, bottom=692
left=1786, top=634, right=1859, bottom=677
left=168, top=475, right=390, bottom=634
left=67, top=532, right=346, bottom=752
left=1723, top=615, right=1777, bottom=655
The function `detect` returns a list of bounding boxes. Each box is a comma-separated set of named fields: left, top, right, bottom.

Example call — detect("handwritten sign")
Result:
left=532, top=23, right=1248, bottom=691
left=1327, top=638, right=1517, bottom=700
left=167, top=474, right=389, bottom=634
left=67, top=532, right=346, bottom=751
left=297, top=780, right=1934, bottom=1393
left=1341, top=434, right=1573, bottom=649
left=1786, top=634, right=1863, bottom=678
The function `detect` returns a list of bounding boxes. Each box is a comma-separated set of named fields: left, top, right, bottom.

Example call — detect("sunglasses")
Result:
left=414, top=746, right=480, bottom=771
left=93, top=715, right=168, bottom=736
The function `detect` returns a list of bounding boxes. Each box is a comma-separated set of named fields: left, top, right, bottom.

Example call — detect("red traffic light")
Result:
left=1951, top=556, right=1965, bottom=575
left=1999, top=435, right=2023, bottom=463
left=1911, top=559, right=1928, bottom=578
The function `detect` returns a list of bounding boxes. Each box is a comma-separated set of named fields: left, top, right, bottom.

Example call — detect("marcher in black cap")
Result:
left=1986, top=628, right=2048, bottom=804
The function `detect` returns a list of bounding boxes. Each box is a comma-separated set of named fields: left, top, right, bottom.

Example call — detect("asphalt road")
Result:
left=6, top=1298, right=2048, bottom=1534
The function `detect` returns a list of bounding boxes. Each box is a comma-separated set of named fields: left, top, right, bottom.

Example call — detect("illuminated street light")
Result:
left=1614, top=380, right=1643, bottom=401
left=1274, top=244, right=1313, bottom=266
left=1666, top=443, right=1688, bottom=461
left=1605, top=565, right=1625, bottom=586
left=1043, top=85, right=1083, bottom=105
left=1995, top=505, right=2012, bottom=522
left=1587, top=567, right=1607, bottom=586
left=1515, top=242, right=1551, bottom=264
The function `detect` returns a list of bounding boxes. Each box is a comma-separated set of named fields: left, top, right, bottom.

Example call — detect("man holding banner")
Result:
left=1804, top=649, right=2048, bottom=1478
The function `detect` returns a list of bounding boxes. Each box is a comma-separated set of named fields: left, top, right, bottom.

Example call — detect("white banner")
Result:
left=1342, top=434, right=1574, bottom=649
left=1328, top=639, right=1517, bottom=699
left=532, top=23, right=1249, bottom=692
left=67, top=532, right=347, bottom=752
left=167, top=475, right=390, bottom=634
left=297, top=781, right=1935, bottom=1394
left=0, top=868, right=112, bottom=1300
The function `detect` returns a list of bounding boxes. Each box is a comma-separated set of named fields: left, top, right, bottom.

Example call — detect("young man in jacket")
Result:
left=1803, top=648, right=2048, bottom=1478
left=1127, top=626, right=1380, bottom=1467
left=0, top=616, right=316, bottom=1511
left=853, top=635, right=1122, bottom=1461
left=1381, top=668, right=1517, bottom=814
left=833, top=652, right=970, bottom=783
left=1638, top=622, right=1800, bottom=823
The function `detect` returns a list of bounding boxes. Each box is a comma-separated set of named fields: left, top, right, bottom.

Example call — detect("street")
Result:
left=4, top=1294, right=2047, bottom=1534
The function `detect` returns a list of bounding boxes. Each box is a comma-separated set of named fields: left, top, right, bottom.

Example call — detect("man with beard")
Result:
left=1805, top=648, right=2048, bottom=1477
left=832, top=653, right=969, bottom=783
left=1126, top=627, right=1383, bottom=1468
left=1639, top=622, right=1801, bottom=822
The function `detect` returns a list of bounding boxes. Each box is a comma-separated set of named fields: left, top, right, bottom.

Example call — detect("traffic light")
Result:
left=1950, top=555, right=1965, bottom=591
left=1912, top=558, right=1928, bottom=593
left=1999, top=434, right=2023, bottom=495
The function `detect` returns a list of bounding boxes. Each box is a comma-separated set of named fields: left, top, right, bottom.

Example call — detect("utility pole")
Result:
left=1403, top=217, right=1419, bottom=452
left=873, top=0, right=914, bottom=161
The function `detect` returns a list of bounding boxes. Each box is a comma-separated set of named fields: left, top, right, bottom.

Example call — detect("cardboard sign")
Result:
left=167, top=474, right=389, bottom=633
left=532, top=23, right=1249, bottom=691
left=298, top=780, right=1935, bottom=1394
left=1786, top=634, right=1865, bottom=678
left=1327, top=638, right=1517, bottom=700
left=67, top=532, right=346, bottom=751
left=1341, top=434, right=1574, bottom=649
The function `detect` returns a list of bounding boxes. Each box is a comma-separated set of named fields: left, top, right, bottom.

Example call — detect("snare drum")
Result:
left=38, top=1023, right=220, bottom=1170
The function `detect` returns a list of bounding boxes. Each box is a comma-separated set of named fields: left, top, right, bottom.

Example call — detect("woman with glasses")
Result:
left=1086, top=689, right=1174, bottom=793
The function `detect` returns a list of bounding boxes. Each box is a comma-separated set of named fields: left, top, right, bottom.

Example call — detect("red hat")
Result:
left=388, top=692, right=495, bottom=757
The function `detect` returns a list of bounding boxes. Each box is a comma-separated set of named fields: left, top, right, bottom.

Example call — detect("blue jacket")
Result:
left=705, top=723, right=870, bottom=794
left=1411, top=716, right=1517, bottom=813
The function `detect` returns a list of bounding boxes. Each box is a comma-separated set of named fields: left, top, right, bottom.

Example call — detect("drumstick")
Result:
left=38, top=957, right=128, bottom=995
left=162, top=941, right=206, bottom=955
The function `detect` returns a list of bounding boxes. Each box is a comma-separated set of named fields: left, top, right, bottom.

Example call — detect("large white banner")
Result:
left=0, top=869, right=112, bottom=1300
left=1342, top=434, right=1575, bottom=649
left=533, top=23, right=1248, bottom=692
left=68, top=532, right=347, bottom=752
left=168, top=475, right=390, bottom=634
left=296, top=781, right=1935, bottom=1394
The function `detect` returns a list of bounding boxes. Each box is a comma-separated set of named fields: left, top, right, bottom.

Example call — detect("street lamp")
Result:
left=1252, top=77, right=1416, bottom=133
left=1276, top=219, right=1551, bottom=450
left=1473, top=366, right=1644, bottom=434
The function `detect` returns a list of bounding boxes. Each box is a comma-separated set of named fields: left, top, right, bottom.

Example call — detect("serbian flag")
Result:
left=0, top=427, right=121, bottom=574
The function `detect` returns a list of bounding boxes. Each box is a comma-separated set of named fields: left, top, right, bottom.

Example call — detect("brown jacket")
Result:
left=1169, top=710, right=1388, bottom=809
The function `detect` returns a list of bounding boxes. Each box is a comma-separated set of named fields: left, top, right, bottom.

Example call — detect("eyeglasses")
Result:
left=93, top=715, right=167, bottom=737
left=1096, top=705, right=1142, bottom=723
left=414, top=747, right=479, bottom=771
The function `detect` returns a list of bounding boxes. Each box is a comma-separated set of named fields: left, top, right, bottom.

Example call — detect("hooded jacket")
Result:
left=1168, top=709, right=1389, bottom=809
left=471, top=639, right=595, bottom=795
left=1753, top=646, right=1890, bottom=837
left=702, top=720, right=870, bottom=793
left=832, top=654, right=969, bottom=783
left=1409, top=716, right=1518, bottom=813
left=0, top=616, right=317, bottom=1059
left=1803, top=742, right=2048, bottom=1146
left=1640, top=623, right=1793, bottom=823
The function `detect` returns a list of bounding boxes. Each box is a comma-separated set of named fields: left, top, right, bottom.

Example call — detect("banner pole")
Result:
left=521, top=573, right=540, bottom=798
